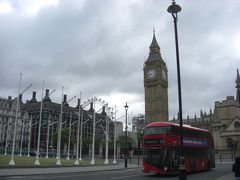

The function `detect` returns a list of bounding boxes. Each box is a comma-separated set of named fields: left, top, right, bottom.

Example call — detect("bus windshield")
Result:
left=144, top=126, right=169, bottom=135
left=144, top=148, right=169, bottom=167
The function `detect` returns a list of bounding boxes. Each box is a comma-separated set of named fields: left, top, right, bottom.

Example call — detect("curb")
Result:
left=0, top=165, right=141, bottom=177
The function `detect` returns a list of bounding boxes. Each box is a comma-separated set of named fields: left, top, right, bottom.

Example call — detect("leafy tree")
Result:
left=52, top=128, right=76, bottom=148
left=117, top=136, right=133, bottom=150
left=82, top=138, right=92, bottom=146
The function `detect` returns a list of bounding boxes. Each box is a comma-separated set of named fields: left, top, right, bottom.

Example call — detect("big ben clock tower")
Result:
left=144, top=32, right=169, bottom=123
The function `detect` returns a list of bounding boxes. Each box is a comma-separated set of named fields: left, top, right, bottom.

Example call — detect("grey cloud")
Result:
left=0, top=0, right=239, bottom=119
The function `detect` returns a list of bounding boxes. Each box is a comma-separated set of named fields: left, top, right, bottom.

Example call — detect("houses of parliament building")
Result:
left=175, top=70, right=240, bottom=152
left=144, top=32, right=240, bottom=152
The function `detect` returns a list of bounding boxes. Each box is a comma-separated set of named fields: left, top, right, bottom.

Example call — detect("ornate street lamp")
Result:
left=167, top=1, right=186, bottom=180
left=124, top=102, right=129, bottom=168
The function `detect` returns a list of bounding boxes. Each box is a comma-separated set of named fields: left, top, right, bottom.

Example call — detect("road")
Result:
left=1, top=163, right=234, bottom=180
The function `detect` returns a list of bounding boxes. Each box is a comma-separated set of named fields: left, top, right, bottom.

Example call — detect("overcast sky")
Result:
left=0, top=0, right=239, bottom=125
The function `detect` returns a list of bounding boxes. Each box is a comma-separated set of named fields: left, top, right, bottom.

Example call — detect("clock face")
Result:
left=147, top=69, right=156, bottom=79
left=162, top=69, right=166, bottom=80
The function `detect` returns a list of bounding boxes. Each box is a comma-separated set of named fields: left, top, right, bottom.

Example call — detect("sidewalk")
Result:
left=215, top=172, right=235, bottom=180
left=0, top=163, right=140, bottom=177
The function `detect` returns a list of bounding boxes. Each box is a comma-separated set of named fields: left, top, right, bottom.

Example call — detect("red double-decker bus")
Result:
left=143, top=121, right=215, bottom=174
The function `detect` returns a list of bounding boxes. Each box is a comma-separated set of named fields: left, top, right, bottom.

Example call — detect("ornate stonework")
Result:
left=144, top=32, right=168, bottom=123
left=172, top=69, right=240, bottom=153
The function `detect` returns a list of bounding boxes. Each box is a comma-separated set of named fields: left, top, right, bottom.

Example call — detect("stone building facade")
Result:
left=132, top=114, right=145, bottom=133
left=0, top=96, right=31, bottom=153
left=144, top=32, right=168, bottom=123
left=0, top=91, right=116, bottom=157
left=172, top=69, right=240, bottom=153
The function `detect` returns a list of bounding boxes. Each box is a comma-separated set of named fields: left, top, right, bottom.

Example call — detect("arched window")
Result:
left=234, top=121, right=240, bottom=128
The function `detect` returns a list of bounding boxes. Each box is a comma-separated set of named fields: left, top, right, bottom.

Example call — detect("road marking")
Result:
left=110, top=175, right=140, bottom=179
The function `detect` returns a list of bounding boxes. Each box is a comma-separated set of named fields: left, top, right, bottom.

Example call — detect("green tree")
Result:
left=117, top=136, right=133, bottom=150
left=82, top=138, right=92, bottom=146
left=52, top=128, right=76, bottom=148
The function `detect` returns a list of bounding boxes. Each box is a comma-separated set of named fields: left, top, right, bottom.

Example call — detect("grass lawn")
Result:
left=0, top=155, right=106, bottom=168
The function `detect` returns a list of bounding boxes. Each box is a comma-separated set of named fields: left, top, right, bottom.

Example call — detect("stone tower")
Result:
left=236, top=69, right=240, bottom=105
left=144, top=32, right=168, bottom=123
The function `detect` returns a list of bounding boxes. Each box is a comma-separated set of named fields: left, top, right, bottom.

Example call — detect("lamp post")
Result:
left=19, top=114, right=26, bottom=156
left=113, top=105, right=117, bottom=164
left=27, top=115, right=33, bottom=157
left=4, top=120, right=10, bottom=155
left=90, top=98, right=96, bottom=165
left=56, top=86, right=64, bottom=165
left=167, top=1, right=186, bottom=180
left=9, top=73, right=22, bottom=166
left=45, top=89, right=55, bottom=158
left=104, top=108, right=109, bottom=165
left=137, top=122, right=141, bottom=166
left=80, top=97, right=109, bottom=164
left=78, top=94, right=83, bottom=162
left=124, top=102, right=128, bottom=168
left=74, top=94, right=81, bottom=165
left=67, top=116, right=77, bottom=160
left=45, top=115, right=51, bottom=158
left=9, top=73, right=32, bottom=166
left=66, top=113, right=72, bottom=160
left=34, top=80, right=45, bottom=166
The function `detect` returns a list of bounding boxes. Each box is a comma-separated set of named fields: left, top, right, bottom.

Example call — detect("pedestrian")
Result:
left=233, top=156, right=240, bottom=180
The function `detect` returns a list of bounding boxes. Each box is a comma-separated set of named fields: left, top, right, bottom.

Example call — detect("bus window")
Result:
left=171, top=148, right=179, bottom=160
left=169, top=126, right=179, bottom=135
left=144, top=126, right=169, bottom=135
left=170, top=148, right=179, bottom=171
left=144, top=148, right=170, bottom=168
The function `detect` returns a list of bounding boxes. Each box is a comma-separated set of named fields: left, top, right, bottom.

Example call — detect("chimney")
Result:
left=30, top=91, right=37, bottom=102
left=101, top=106, right=107, bottom=115
left=89, top=102, right=94, bottom=112
left=19, top=94, right=22, bottom=103
left=76, top=98, right=80, bottom=108
left=63, top=94, right=68, bottom=106
left=44, top=89, right=51, bottom=102
left=46, top=89, right=49, bottom=97
left=63, top=94, right=67, bottom=102
left=8, top=96, right=12, bottom=108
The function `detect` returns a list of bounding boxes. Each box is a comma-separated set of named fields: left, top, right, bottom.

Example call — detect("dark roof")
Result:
left=22, top=100, right=110, bottom=122
left=149, top=33, right=160, bottom=49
